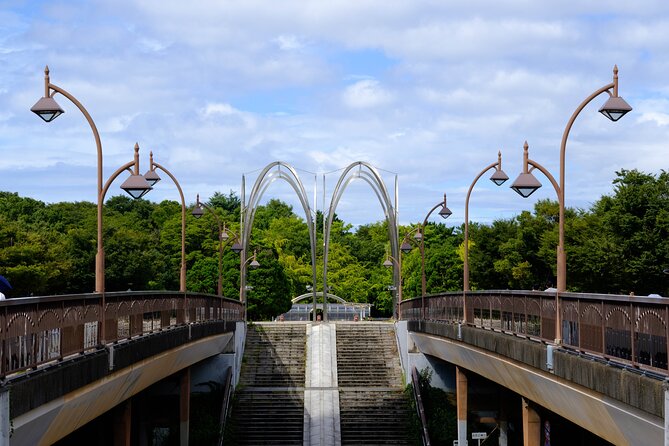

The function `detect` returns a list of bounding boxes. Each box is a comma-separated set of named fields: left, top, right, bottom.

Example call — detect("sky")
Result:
left=1, top=1, right=668, bottom=228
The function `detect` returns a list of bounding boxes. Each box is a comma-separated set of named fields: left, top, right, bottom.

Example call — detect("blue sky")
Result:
left=1, top=1, right=669, bottom=227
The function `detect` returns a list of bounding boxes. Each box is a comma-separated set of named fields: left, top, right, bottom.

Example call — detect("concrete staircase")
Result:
left=225, top=322, right=414, bottom=445
left=225, top=323, right=306, bottom=445
left=336, top=323, right=414, bottom=445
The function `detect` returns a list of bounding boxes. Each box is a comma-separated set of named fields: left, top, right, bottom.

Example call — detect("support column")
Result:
left=180, top=368, right=191, bottom=446
left=522, top=398, right=540, bottom=446
left=664, top=385, right=669, bottom=446
left=0, top=388, right=9, bottom=446
left=456, top=366, right=468, bottom=446
left=498, top=390, right=508, bottom=446
left=113, top=399, right=132, bottom=446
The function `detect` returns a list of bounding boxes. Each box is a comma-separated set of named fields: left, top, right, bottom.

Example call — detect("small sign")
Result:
left=472, top=432, right=488, bottom=440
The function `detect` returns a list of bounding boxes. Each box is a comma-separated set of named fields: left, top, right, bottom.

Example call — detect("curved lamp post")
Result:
left=383, top=254, right=403, bottom=318
left=511, top=141, right=563, bottom=342
left=192, top=194, right=242, bottom=296
left=144, top=152, right=187, bottom=292
left=31, top=66, right=113, bottom=293
left=416, top=194, right=453, bottom=297
left=395, top=227, right=421, bottom=319
left=413, top=194, right=452, bottom=318
left=100, top=143, right=152, bottom=340
left=511, top=66, right=631, bottom=295
left=464, top=151, right=509, bottom=293
left=241, top=250, right=260, bottom=320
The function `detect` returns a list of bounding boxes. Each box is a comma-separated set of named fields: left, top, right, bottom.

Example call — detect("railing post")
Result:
left=601, top=300, right=606, bottom=356
left=630, top=301, right=636, bottom=366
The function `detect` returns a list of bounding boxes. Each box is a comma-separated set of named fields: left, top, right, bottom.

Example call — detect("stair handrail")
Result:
left=217, top=366, right=234, bottom=446
left=411, top=366, right=432, bottom=446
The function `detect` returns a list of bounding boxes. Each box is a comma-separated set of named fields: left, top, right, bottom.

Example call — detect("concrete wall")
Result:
left=6, top=321, right=241, bottom=446
left=406, top=320, right=665, bottom=445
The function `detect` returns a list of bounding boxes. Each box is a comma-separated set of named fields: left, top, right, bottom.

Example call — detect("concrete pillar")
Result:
left=499, top=420, right=508, bottom=446
left=113, top=399, right=132, bottom=446
left=522, top=398, right=540, bottom=446
left=180, top=368, right=191, bottom=446
left=498, top=389, right=508, bottom=446
left=664, top=385, right=669, bottom=446
left=456, top=366, right=468, bottom=446
left=0, top=388, right=9, bottom=446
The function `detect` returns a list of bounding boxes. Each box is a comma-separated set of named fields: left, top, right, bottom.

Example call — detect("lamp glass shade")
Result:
left=120, top=174, right=152, bottom=199
left=400, top=241, right=413, bottom=254
left=221, top=230, right=230, bottom=241
left=413, top=231, right=423, bottom=242
left=31, top=96, right=64, bottom=122
left=490, top=168, right=509, bottom=186
left=249, top=259, right=260, bottom=269
left=439, top=205, right=452, bottom=219
left=143, top=169, right=161, bottom=186
left=231, top=242, right=243, bottom=254
left=510, top=172, right=542, bottom=198
left=383, top=259, right=393, bottom=268
left=191, top=206, right=204, bottom=218
left=598, top=96, right=632, bottom=122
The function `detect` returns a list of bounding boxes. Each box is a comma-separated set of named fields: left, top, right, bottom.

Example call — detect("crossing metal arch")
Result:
left=323, top=161, right=399, bottom=320
left=240, top=162, right=318, bottom=316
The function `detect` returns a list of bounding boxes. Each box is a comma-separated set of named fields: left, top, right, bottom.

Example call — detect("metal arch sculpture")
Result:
left=323, top=161, right=400, bottom=320
left=240, top=162, right=318, bottom=317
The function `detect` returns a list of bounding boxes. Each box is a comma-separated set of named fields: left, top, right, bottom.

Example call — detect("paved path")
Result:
left=304, top=322, right=341, bottom=446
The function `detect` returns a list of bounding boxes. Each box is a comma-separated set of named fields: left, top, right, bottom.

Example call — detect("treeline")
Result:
left=0, top=169, right=667, bottom=320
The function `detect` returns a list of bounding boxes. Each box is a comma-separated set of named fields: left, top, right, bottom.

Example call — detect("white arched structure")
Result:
left=323, top=162, right=399, bottom=320
left=240, top=162, right=318, bottom=317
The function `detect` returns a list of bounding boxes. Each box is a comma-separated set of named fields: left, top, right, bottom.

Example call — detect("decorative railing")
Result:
left=400, top=290, right=668, bottom=373
left=0, top=291, right=244, bottom=378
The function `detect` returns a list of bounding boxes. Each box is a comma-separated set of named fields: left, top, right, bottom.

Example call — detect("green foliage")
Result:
left=407, top=368, right=457, bottom=445
left=0, top=168, right=667, bottom=305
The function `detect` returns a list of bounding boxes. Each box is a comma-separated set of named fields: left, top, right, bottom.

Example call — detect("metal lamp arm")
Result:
left=100, top=162, right=134, bottom=201
left=528, top=161, right=562, bottom=203
left=47, top=83, right=103, bottom=191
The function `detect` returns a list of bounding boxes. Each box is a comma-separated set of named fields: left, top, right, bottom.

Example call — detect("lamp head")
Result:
left=413, top=230, right=423, bottom=242
left=31, top=96, right=64, bottom=122
left=120, top=174, right=152, bottom=199
left=231, top=242, right=243, bottom=254
left=599, top=96, right=632, bottom=122
left=143, top=168, right=161, bottom=186
left=400, top=241, right=413, bottom=254
left=510, top=172, right=542, bottom=198
left=490, top=168, right=509, bottom=186
left=191, top=205, right=204, bottom=219
left=439, top=205, right=452, bottom=219
left=383, top=258, right=393, bottom=268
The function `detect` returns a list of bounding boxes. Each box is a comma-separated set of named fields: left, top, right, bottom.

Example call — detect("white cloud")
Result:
left=342, top=80, right=393, bottom=109
left=274, top=34, right=305, bottom=51
left=1, top=0, right=669, bottom=226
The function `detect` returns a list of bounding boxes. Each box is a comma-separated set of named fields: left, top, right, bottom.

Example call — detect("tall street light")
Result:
left=414, top=194, right=452, bottom=318
left=31, top=66, right=111, bottom=294
left=144, top=152, right=187, bottom=292
left=241, top=250, right=260, bottom=320
left=511, top=141, right=562, bottom=340
left=192, top=194, right=241, bottom=296
left=385, top=226, right=433, bottom=318
left=464, top=151, right=509, bottom=293
left=383, top=254, right=403, bottom=318
left=512, top=66, right=631, bottom=296
left=99, top=143, right=152, bottom=341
